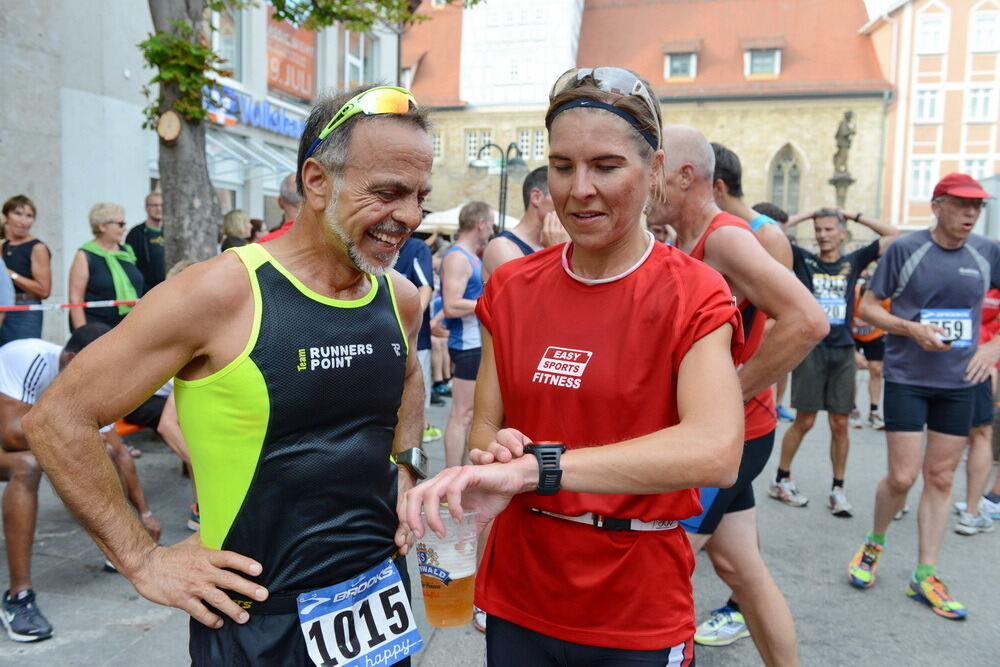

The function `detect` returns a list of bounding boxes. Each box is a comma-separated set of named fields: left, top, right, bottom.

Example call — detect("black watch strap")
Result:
left=524, top=443, right=566, bottom=496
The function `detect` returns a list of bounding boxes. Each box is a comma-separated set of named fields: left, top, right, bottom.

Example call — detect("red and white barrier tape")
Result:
left=0, top=300, right=138, bottom=312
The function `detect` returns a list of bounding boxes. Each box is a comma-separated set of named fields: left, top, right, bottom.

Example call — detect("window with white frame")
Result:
left=971, top=12, right=998, bottom=52
left=745, top=49, right=781, bottom=76
left=967, top=88, right=994, bottom=122
left=518, top=130, right=531, bottom=158
left=914, top=90, right=942, bottom=123
left=432, top=132, right=442, bottom=160
left=345, top=31, right=379, bottom=89
left=211, top=7, right=243, bottom=81
left=466, top=130, right=479, bottom=161
left=962, top=159, right=989, bottom=181
left=664, top=53, right=697, bottom=79
left=533, top=130, right=545, bottom=159
left=916, top=14, right=947, bottom=54
left=910, top=159, right=936, bottom=200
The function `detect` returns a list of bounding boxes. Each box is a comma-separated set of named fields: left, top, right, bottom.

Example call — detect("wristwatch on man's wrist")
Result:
left=8, top=272, right=18, bottom=281
left=392, top=447, right=428, bottom=480
left=524, top=442, right=566, bottom=496
left=854, top=212, right=863, bottom=222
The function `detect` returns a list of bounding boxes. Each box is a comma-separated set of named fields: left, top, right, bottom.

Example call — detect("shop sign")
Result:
left=267, top=7, right=316, bottom=102
left=206, top=85, right=306, bottom=139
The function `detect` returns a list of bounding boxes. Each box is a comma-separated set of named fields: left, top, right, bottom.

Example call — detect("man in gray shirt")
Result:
left=846, top=173, right=999, bottom=621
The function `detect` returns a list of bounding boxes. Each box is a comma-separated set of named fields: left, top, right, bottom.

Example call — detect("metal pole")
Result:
left=499, top=156, right=508, bottom=233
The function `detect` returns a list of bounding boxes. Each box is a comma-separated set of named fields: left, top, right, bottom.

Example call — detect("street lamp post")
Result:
left=470, top=142, right=526, bottom=233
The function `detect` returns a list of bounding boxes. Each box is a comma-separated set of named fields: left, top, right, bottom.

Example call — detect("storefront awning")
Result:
left=206, top=131, right=297, bottom=179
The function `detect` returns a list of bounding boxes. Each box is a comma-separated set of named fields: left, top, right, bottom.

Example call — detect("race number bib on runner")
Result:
left=920, top=309, right=974, bottom=349
left=820, top=297, right=847, bottom=325
left=297, top=559, right=423, bottom=667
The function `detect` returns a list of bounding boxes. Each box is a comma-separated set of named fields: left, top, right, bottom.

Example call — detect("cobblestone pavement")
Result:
left=1, top=394, right=997, bottom=665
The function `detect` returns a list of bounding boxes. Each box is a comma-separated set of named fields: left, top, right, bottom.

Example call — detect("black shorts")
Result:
left=883, top=381, right=976, bottom=437
left=190, top=556, right=413, bottom=666
left=680, top=431, right=775, bottom=535
left=972, top=379, right=994, bottom=428
left=485, top=614, right=695, bottom=666
left=853, top=337, right=885, bottom=362
left=123, top=395, right=166, bottom=429
left=449, top=347, right=481, bottom=381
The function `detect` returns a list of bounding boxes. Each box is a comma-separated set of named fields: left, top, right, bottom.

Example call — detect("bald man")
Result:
left=649, top=125, right=828, bottom=665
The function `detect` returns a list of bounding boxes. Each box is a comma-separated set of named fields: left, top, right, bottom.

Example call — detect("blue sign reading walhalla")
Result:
left=205, top=85, right=306, bottom=139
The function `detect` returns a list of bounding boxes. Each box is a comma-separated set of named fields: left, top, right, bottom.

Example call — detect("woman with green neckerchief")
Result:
left=68, top=203, right=145, bottom=331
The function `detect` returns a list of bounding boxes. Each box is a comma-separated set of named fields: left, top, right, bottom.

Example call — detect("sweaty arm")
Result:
left=23, top=255, right=267, bottom=629
left=482, top=238, right=523, bottom=284
left=441, top=251, right=476, bottom=318
left=706, top=226, right=829, bottom=399
left=857, top=288, right=949, bottom=353
left=407, top=324, right=743, bottom=535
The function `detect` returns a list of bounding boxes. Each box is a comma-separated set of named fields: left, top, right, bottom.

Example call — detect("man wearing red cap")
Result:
left=846, top=173, right=998, bottom=620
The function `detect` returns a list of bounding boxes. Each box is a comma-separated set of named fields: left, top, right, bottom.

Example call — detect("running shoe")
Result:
left=847, top=540, right=883, bottom=589
left=868, top=413, right=885, bottom=430
left=775, top=405, right=795, bottom=422
left=0, top=589, right=53, bottom=642
left=422, top=426, right=442, bottom=443
left=849, top=410, right=863, bottom=429
left=828, top=487, right=853, bottom=517
left=432, top=383, right=452, bottom=398
left=768, top=478, right=809, bottom=507
left=975, top=496, right=1000, bottom=520
left=906, top=576, right=967, bottom=620
left=430, top=393, right=446, bottom=406
left=187, top=503, right=200, bottom=532
left=955, top=511, right=994, bottom=536
left=693, top=606, right=750, bottom=646
left=472, top=605, right=487, bottom=633
left=103, top=558, right=118, bottom=573
left=894, top=504, right=910, bottom=520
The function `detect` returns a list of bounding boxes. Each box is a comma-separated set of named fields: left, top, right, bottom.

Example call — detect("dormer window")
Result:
left=746, top=48, right=781, bottom=76
left=741, top=36, right=784, bottom=79
left=662, top=40, right=701, bottom=81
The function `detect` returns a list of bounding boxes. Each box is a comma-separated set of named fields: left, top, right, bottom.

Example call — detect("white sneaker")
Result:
left=955, top=511, right=995, bottom=536
left=694, top=606, right=750, bottom=646
left=768, top=478, right=809, bottom=507
left=979, top=496, right=1000, bottom=520
left=849, top=410, right=863, bottom=429
left=868, top=413, right=885, bottom=430
left=472, top=605, right=486, bottom=633
left=894, top=504, right=910, bottom=520
left=953, top=501, right=967, bottom=515
left=828, top=487, right=853, bottom=517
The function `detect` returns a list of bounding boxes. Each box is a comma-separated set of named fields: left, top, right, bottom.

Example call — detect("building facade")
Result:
left=864, top=0, right=1000, bottom=229
left=404, top=0, right=893, bottom=237
left=1, top=1, right=400, bottom=339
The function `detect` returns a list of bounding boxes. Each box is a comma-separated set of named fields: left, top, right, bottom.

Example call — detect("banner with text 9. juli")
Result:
left=267, top=7, right=316, bottom=103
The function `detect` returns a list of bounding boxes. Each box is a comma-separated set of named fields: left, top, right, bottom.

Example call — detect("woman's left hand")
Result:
left=468, top=428, right=532, bottom=465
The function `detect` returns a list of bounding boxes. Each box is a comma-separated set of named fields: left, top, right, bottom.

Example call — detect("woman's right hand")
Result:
left=468, top=428, right=532, bottom=465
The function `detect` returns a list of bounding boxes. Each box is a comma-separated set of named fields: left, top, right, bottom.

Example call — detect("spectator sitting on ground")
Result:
left=68, top=203, right=144, bottom=331
left=220, top=210, right=252, bottom=251
left=0, top=324, right=160, bottom=643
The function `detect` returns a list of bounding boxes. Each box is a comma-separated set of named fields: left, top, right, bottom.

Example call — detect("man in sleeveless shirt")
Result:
left=24, top=85, right=432, bottom=664
left=481, top=166, right=568, bottom=282
left=441, top=201, right=493, bottom=468
left=846, top=173, right=1000, bottom=620
left=652, top=125, right=828, bottom=665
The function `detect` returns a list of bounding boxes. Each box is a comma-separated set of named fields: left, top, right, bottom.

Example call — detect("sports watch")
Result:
left=392, top=447, right=428, bottom=480
left=524, top=442, right=566, bottom=496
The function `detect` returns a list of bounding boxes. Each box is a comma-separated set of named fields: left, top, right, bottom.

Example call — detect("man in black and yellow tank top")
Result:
left=24, top=85, right=433, bottom=665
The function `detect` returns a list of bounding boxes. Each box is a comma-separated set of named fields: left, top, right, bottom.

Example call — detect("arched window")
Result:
left=770, top=145, right=801, bottom=215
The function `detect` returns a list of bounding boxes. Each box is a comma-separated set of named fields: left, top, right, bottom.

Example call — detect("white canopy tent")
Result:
left=417, top=204, right=520, bottom=235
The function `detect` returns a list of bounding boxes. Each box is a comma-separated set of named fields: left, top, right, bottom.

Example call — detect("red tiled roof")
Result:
left=402, top=1, right=465, bottom=107
left=579, top=0, right=891, bottom=99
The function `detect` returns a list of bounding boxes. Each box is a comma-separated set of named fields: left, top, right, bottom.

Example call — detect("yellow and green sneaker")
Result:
left=847, top=540, right=883, bottom=589
left=907, top=576, right=967, bottom=620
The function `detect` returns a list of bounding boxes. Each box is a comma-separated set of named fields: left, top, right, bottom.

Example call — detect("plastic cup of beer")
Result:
left=416, top=508, right=478, bottom=628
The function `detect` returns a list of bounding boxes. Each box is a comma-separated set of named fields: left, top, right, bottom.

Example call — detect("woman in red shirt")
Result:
left=402, top=68, right=745, bottom=665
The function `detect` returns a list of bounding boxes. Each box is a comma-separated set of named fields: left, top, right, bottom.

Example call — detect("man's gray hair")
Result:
left=279, top=174, right=301, bottom=207
left=296, top=85, right=431, bottom=195
left=814, top=207, right=847, bottom=228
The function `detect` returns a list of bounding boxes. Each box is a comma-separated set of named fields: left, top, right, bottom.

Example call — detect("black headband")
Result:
left=546, top=98, right=659, bottom=150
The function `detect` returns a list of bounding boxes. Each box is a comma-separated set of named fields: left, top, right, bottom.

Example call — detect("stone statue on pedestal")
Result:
left=829, top=110, right=856, bottom=207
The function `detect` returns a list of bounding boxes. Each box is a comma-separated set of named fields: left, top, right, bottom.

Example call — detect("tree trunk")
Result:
left=149, top=0, right=221, bottom=267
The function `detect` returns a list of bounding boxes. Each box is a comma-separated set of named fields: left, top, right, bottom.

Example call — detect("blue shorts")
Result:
left=486, top=614, right=695, bottom=666
left=449, top=347, right=481, bottom=381
left=681, top=431, right=775, bottom=535
left=883, top=381, right=976, bottom=437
